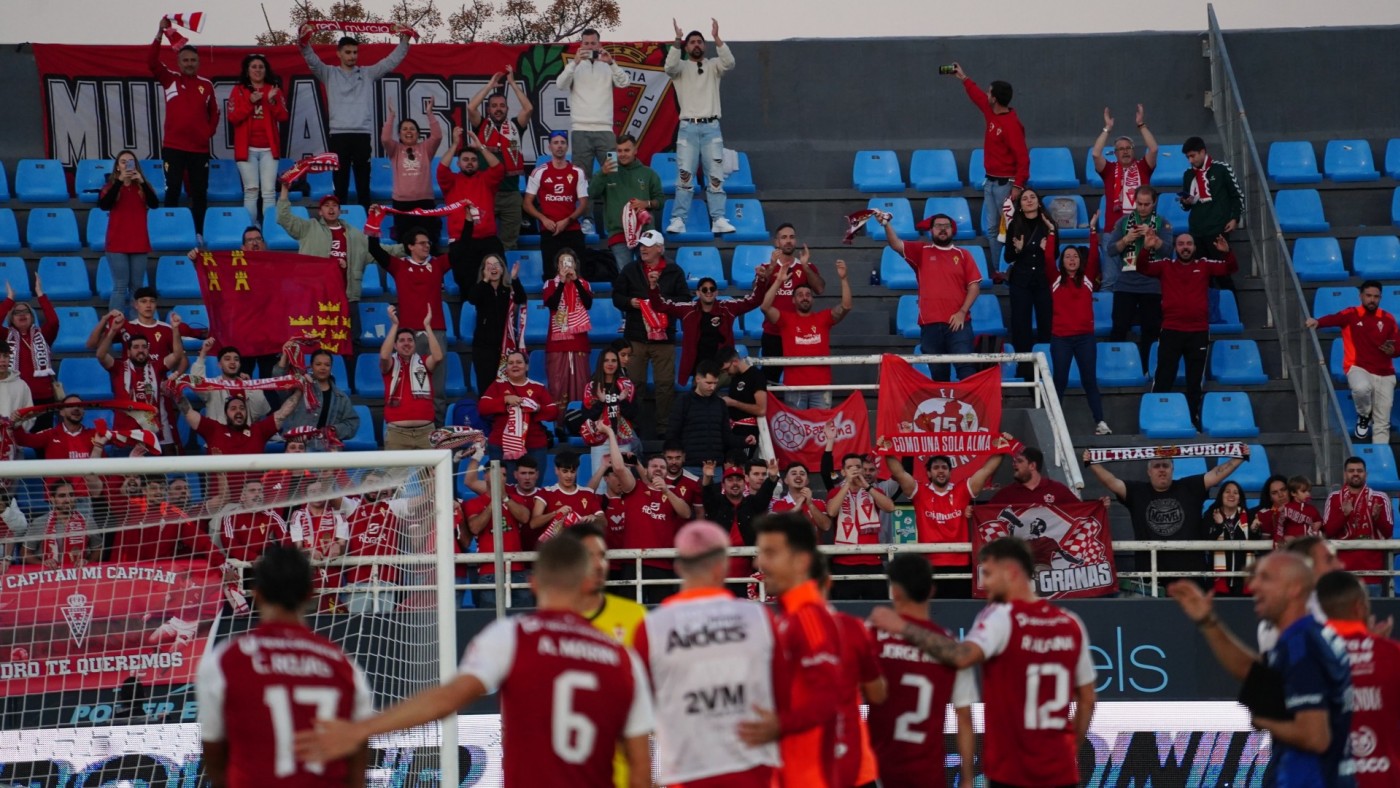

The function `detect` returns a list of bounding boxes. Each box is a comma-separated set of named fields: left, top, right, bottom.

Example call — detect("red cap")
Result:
left=318, top=194, right=341, bottom=208
left=722, top=464, right=744, bottom=478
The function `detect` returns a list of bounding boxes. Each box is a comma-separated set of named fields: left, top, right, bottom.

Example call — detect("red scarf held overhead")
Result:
left=162, top=12, right=205, bottom=50
left=623, top=203, right=651, bottom=249
left=1189, top=154, right=1214, bottom=203
left=280, top=153, right=340, bottom=184
left=298, top=20, right=420, bottom=45
left=364, top=200, right=479, bottom=237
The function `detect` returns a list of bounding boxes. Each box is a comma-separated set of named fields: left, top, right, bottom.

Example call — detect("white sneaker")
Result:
left=1095, top=421, right=1112, bottom=435
left=710, top=217, right=737, bottom=234
left=580, top=218, right=595, bottom=235
left=666, top=217, right=686, bottom=234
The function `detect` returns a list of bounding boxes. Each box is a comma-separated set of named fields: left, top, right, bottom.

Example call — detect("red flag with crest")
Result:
left=765, top=391, right=869, bottom=471
left=874, top=355, right=1008, bottom=482
left=971, top=502, right=1117, bottom=599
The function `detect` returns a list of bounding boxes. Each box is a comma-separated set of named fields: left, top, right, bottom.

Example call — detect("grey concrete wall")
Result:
left=0, top=46, right=43, bottom=163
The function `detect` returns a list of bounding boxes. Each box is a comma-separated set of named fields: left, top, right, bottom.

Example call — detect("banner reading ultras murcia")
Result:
left=31, top=42, right=681, bottom=168
left=193, top=250, right=352, bottom=357
left=972, top=502, right=1118, bottom=600
left=874, top=355, right=1008, bottom=481
left=766, top=392, right=870, bottom=472
left=0, top=560, right=222, bottom=696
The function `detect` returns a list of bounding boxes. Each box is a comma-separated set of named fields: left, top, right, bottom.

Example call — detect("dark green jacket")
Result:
left=1182, top=161, right=1244, bottom=237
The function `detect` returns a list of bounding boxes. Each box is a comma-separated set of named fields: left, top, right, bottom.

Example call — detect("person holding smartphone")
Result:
left=524, top=130, right=590, bottom=280
left=557, top=27, right=628, bottom=236
left=98, top=151, right=159, bottom=319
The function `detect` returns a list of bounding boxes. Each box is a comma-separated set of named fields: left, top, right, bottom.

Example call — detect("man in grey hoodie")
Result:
left=300, top=26, right=412, bottom=207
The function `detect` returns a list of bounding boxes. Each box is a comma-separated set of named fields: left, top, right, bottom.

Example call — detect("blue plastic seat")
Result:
left=969, top=294, right=1006, bottom=337
left=527, top=349, right=548, bottom=382
left=147, top=208, right=197, bottom=251
left=357, top=302, right=392, bottom=347
left=342, top=405, right=379, bottom=450
left=167, top=304, right=207, bottom=349
left=1147, top=342, right=1185, bottom=386
left=895, top=296, right=919, bottom=339
left=965, top=245, right=993, bottom=287
left=968, top=149, right=985, bottom=185
left=1267, top=141, right=1322, bottom=184
left=57, top=358, right=113, bottom=400
left=1139, top=393, right=1197, bottom=438
left=1385, top=139, right=1400, bottom=180
left=27, top=209, right=81, bottom=252
left=1274, top=189, right=1329, bottom=233
left=1210, top=290, right=1244, bottom=335
left=75, top=160, right=114, bottom=204
left=852, top=150, right=904, bottom=192
left=1311, top=288, right=1353, bottom=327
left=1291, top=237, right=1347, bottom=282
left=1092, top=291, right=1113, bottom=337
left=675, top=247, right=727, bottom=288
left=0, top=211, right=17, bottom=252
left=203, top=207, right=249, bottom=251
left=1042, top=195, right=1089, bottom=240
left=660, top=199, right=713, bottom=243
left=442, top=353, right=467, bottom=398
left=52, top=307, right=99, bottom=353
left=1393, top=189, right=1400, bottom=229
left=84, top=209, right=109, bottom=253
left=458, top=302, right=477, bottom=345
left=263, top=206, right=305, bottom=251
left=866, top=198, right=917, bottom=241
left=155, top=255, right=202, bottom=298
left=439, top=301, right=460, bottom=347
left=921, top=197, right=976, bottom=240
left=523, top=301, right=552, bottom=345
left=1034, top=343, right=1080, bottom=389
left=507, top=250, right=545, bottom=294
left=1028, top=147, right=1078, bottom=189
left=353, top=354, right=384, bottom=398
left=1169, top=457, right=1209, bottom=481
left=0, top=162, right=8, bottom=202
left=725, top=152, right=757, bottom=194
left=730, top=245, right=769, bottom=289
left=36, top=257, right=91, bottom=301
left=1227, top=444, right=1272, bottom=491
left=1323, top=139, right=1379, bottom=183
left=1096, top=342, right=1147, bottom=386
left=1356, top=445, right=1400, bottom=492
left=206, top=159, right=245, bottom=203
left=305, top=169, right=354, bottom=202
left=369, top=158, right=394, bottom=201
left=359, top=263, right=384, bottom=298
left=0, top=258, right=29, bottom=298
left=909, top=149, right=961, bottom=191
left=1201, top=392, right=1260, bottom=438
left=1157, top=194, right=1189, bottom=233
left=339, top=205, right=368, bottom=231
left=1352, top=236, right=1400, bottom=279
left=143, top=165, right=167, bottom=199
left=1211, top=339, right=1267, bottom=385
left=723, top=199, right=768, bottom=242
left=881, top=247, right=916, bottom=290
left=1329, top=339, right=1347, bottom=384
left=652, top=152, right=680, bottom=194
left=588, top=300, right=623, bottom=342
left=14, top=159, right=69, bottom=202
left=1083, top=147, right=1114, bottom=188
left=1150, top=145, right=1186, bottom=188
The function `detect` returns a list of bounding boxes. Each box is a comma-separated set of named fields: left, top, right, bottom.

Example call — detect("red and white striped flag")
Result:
left=163, top=12, right=206, bottom=50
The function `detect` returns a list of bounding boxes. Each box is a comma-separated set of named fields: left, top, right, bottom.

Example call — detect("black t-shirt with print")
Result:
left=1122, top=475, right=1210, bottom=576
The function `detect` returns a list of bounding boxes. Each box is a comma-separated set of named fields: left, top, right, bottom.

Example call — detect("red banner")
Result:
left=972, top=502, right=1118, bottom=599
left=874, top=355, right=1006, bottom=481
left=0, top=560, right=222, bottom=696
left=193, top=250, right=351, bottom=357
left=765, top=391, right=870, bottom=471
left=31, top=42, right=679, bottom=168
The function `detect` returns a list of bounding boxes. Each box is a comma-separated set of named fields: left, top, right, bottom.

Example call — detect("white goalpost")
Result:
left=0, top=450, right=460, bottom=788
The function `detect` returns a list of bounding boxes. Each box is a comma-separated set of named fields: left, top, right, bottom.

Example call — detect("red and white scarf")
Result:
left=843, top=209, right=879, bottom=245
left=430, top=426, right=486, bottom=451
left=280, top=153, right=340, bottom=184
left=387, top=353, right=431, bottom=407
left=8, top=325, right=54, bottom=378
left=623, top=203, right=651, bottom=248
left=298, top=20, right=420, bottom=44
left=478, top=117, right=523, bottom=174
left=92, top=416, right=162, bottom=455
left=1112, top=161, right=1144, bottom=212
left=282, top=425, right=344, bottom=449
left=551, top=279, right=592, bottom=337
left=1189, top=155, right=1214, bottom=203
left=502, top=394, right=540, bottom=460
left=1085, top=441, right=1247, bottom=464
left=365, top=200, right=478, bottom=237
left=162, top=12, right=205, bottom=50
left=497, top=297, right=527, bottom=379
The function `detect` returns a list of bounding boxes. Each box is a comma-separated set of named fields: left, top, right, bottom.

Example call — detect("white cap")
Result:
left=638, top=229, right=665, bottom=247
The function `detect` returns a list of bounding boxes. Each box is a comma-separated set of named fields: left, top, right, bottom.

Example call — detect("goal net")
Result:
left=0, top=450, right=459, bottom=788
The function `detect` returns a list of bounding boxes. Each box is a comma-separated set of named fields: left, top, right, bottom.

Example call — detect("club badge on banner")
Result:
left=972, top=502, right=1118, bottom=599
left=766, top=392, right=869, bottom=471
left=0, top=560, right=222, bottom=696
left=192, top=250, right=352, bottom=357
left=874, top=355, right=1009, bottom=482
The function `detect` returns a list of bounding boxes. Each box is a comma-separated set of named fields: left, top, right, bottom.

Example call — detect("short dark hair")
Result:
left=253, top=544, right=314, bottom=611
left=716, top=346, right=741, bottom=364
left=1315, top=570, right=1367, bottom=619
left=754, top=511, right=820, bottom=578
left=887, top=553, right=934, bottom=603
left=395, top=327, right=415, bottom=341
left=1133, top=185, right=1158, bottom=201
left=564, top=519, right=606, bottom=542
left=841, top=452, right=864, bottom=466
left=1182, top=137, right=1208, bottom=154
left=747, top=458, right=768, bottom=473
left=242, top=225, right=263, bottom=239
left=515, top=455, right=539, bottom=471
left=309, top=348, right=334, bottom=368
left=685, top=31, right=705, bottom=45
left=555, top=450, right=580, bottom=470
left=127, top=335, right=150, bottom=347
left=616, top=134, right=638, bottom=146
left=1360, top=280, right=1384, bottom=294
left=662, top=440, right=685, bottom=454
left=697, top=276, right=717, bottom=290
left=534, top=535, right=590, bottom=591
left=178, top=45, right=199, bottom=56
left=1019, top=446, right=1044, bottom=472
left=402, top=228, right=433, bottom=248
left=978, top=537, right=1035, bottom=579
left=1283, top=534, right=1327, bottom=559
left=216, top=345, right=241, bottom=361
left=134, top=286, right=159, bottom=301
left=694, top=360, right=721, bottom=380
left=989, top=80, right=1013, bottom=107
left=924, top=455, right=953, bottom=472
left=608, top=338, right=631, bottom=355
left=774, top=222, right=795, bottom=236
left=580, top=28, right=600, bottom=39
left=337, top=36, right=359, bottom=49
left=1344, top=455, right=1367, bottom=469
left=783, top=461, right=808, bottom=475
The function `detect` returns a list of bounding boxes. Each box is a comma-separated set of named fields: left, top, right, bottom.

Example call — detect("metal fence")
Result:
left=1204, top=5, right=1354, bottom=485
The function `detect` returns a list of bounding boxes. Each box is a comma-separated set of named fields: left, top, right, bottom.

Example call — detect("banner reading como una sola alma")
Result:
left=874, top=356, right=1012, bottom=482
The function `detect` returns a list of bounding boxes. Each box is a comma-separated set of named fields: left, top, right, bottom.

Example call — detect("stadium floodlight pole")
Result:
left=489, top=459, right=507, bottom=617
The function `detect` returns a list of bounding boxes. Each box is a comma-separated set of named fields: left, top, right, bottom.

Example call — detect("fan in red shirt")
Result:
left=1048, top=225, right=1111, bottom=434
left=288, top=480, right=350, bottom=612
left=460, top=449, right=536, bottom=609
left=752, top=225, right=826, bottom=384
left=180, top=391, right=301, bottom=498
left=1322, top=457, right=1394, bottom=586
left=951, top=63, right=1029, bottom=266
left=737, top=512, right=844, bottom=788
left=0, top=284, right=61, bottom=416
left=14, top=396, right=105, bottom=497
left=1316, top=570, right=1400, bottom=787
left=437, top=127, right=506, bottom=294
left=199, top=545, right=373, bottom=788
left=531, top=450, right=604, bottom=543
left=661, top=443, right=705, bottom=515
left=865, top=554, right=978, bottom=788
left=825, top=453, right=897, bottom=600
left=1306, top=280, right=1400, bottom=443
left=97, top=315, right=185, bottom=453
left=150, top=20, right=220, bottom=230
left=214, top=479, right=289, bottom=600
left=989, top=445, right=1080, bottom=505
left=870, top=537, right=1097, bottom=788
left=879, top=211, right=982, bottom=382
left=378, top=305, right=445, bottom=450
left=294, top=536, right=655, bottom=788
left=524, top=131, right=591, bottom=279
left=884, top=439, right=1008, bottom=598
left=760, top=258, right=852, bottom=410
left=826, top=581, right=886, bottom=788
left=604, top=423, right=693, bottom=603
left=108, top=475, right=215, bottom=563
left=1092, top=105, right=1160, bottom=233
left=24, top=479, right=101, bottom=567
left=340, top=468, right=412, bottom=613
left=478, top=350, right=560, bottom=469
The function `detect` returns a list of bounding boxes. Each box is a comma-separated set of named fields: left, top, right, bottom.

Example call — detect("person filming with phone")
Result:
left=557, top=28, right=628, bottom=238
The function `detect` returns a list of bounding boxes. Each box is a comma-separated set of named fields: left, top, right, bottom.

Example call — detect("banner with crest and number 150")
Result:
left=192, top=250, right=352, bottom=358
left=874, top=354, right=1011, bottom=483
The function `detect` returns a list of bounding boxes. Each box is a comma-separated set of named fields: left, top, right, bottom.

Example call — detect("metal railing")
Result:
left=749, top=352, right=1086, bottom=494
left=1205, top=5, right=1354, bottom=485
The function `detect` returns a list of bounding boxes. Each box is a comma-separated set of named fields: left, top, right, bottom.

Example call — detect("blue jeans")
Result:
left=474, top=569, right=534, bottom=609
left=783, top=389, right=832, bottom=411
left=106, top=252, right=148, bottom=318
left=236, top=148, right=278, bottom=225
left=1051, top=333, right=1104, bottom=422
left=672, top=120, right=726, bottom=221
left=1099, top=233, right=1119, bottom=291
left=982, top=178, right=1014, bottom=269
left=610, top=242, right=635, bottom=275
left=919, top=322, right=975, bottom=381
